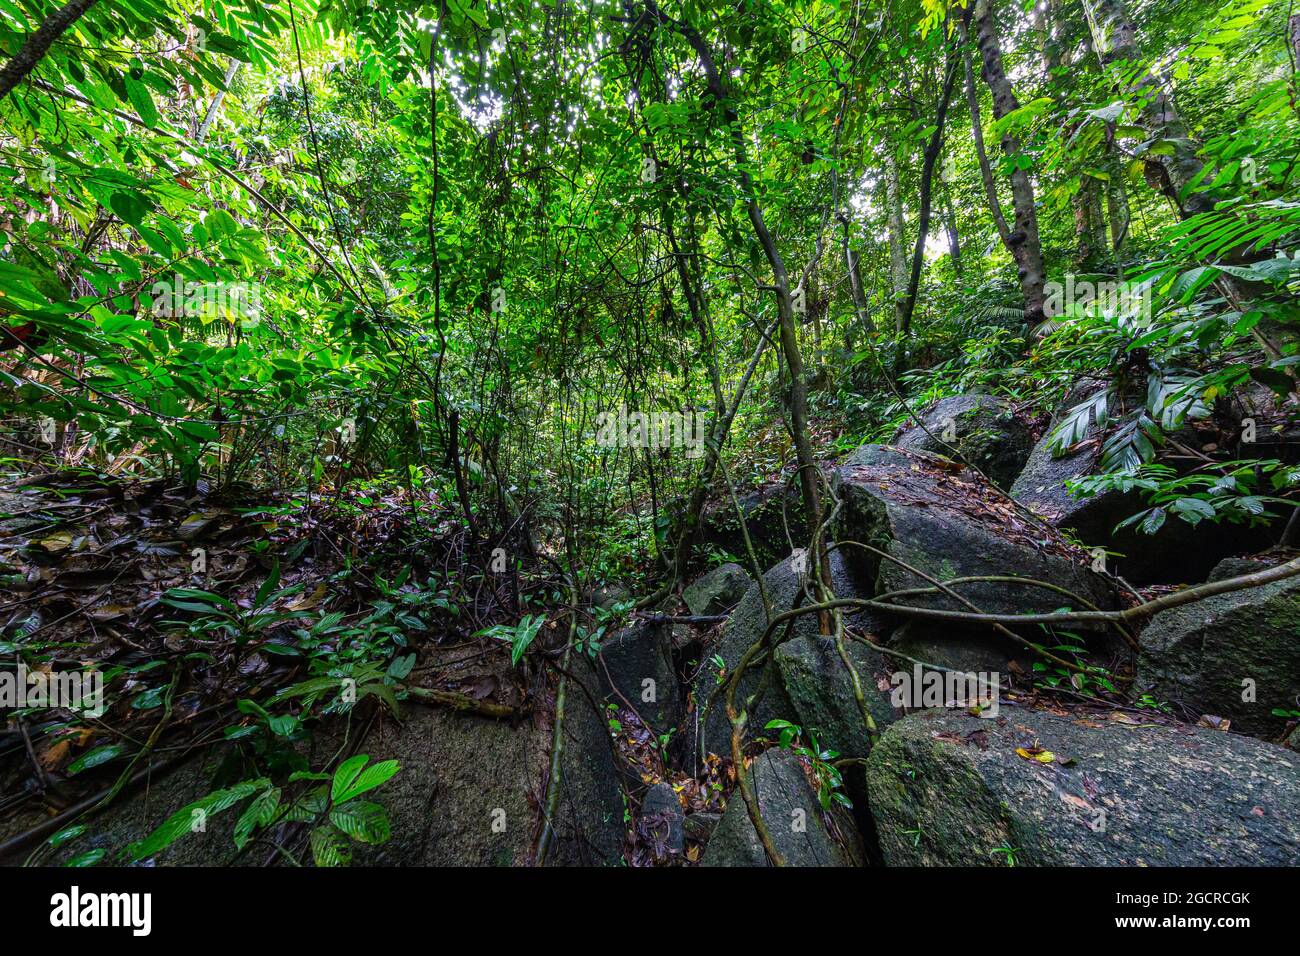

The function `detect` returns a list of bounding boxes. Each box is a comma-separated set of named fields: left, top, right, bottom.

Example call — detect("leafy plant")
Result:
left=477, top=613, right=547, bottom=667
left=764, top=719, right=850, bottom=811
left=124, top=755, right=399, bottom=867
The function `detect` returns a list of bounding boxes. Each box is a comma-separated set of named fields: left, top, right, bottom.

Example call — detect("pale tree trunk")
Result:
left=959, top=17, right=1012, bottom=248
left=1074, top=174, right=1107, bottom=268
left=1107, top=152, right=1131, bottom=258
left=884, top=150, right=908, bottom=333
left=974, top=0, right=1047, bottom=324
left=1082, top=0, right=1213, bottom=217
left=939, top=155, right=964, bottom=278
left=197, top=59, right=242, bottom=145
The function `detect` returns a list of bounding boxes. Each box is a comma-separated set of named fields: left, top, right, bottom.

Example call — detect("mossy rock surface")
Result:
left=702, top=748, right=864, bottom=867
left=1137, top=556, right=1300, bottom=738
left=867, top=708, right=1300, bottom=866
left=894, top=393, right=1032, bottom=490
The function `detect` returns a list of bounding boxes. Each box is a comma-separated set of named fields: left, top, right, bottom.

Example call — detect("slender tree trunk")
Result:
left=197, top=59, right=242, bottom=145
left=1107, top=149, right=1131, bottom=259
left=638, top=2, right=826, bottom=609
left=898, top=56, right=959, bottom=339
left=974, top=0, right=1047, bottom=325
left=1074, top=174, right=1107, bottom=268
left=939, top=156, right=964, bottom=278
left=884, top=150, right=908, bottom=333
left=959, top=18, right=1012, bottom=249
left=1082, top=0, right=1213, bottom=217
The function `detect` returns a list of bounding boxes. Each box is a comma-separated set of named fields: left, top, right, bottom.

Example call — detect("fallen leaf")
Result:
left=1016, top=747, right=1056, bottom=763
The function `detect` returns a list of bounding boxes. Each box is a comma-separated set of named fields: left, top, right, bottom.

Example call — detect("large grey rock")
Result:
left=867, top=708, right=1300, bottom=866
left=683, top=562, right=753, bottom=616
left=1010, top=410, right=1269, bottom=585
left=589, top=582, right=633, bottom=611
left=894, top=394, right=1032, bottom=489
left=11, top=704, right=543, bottom=867
left=693, top=550, right=872, bottom=760
left=1137, top=557, right=1300, bottom=737
left=775, top=624, right=894, bottom=760
left=698, top=482, right=809, bottom=570
left=702, top=748, right=864, bottom=867
left=888, top=621, right=1030, bottom=674
left=543, top=654, right=630, bottom=866
left=835, top=444, right=1118, bottom=667
left=596, top=620, right=681, bottom=737
left=639, top=782, right=685, bottom=859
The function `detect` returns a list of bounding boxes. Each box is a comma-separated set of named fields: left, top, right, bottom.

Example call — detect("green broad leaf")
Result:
left=332, top=757, right=400, bottom=804
left=309, top=824, right=351, bottom=866
left=328, top=801, right=391, bottom=844
left=64, top=848, right=106, bottom=867
left=47, top=824, right=88, bottom=849
left=1140, top=507, right=1167, bottom=535
left=108, top=191, right=150, bottom=228
left=254, top=561, right=281, bottom=610
left=233, top=787, right=282, bottom=850
left=67, top=743, right=127, bottom=775
left=124, top=75, right=159, bottom=127
left=127, top=779, right=269, bottom=861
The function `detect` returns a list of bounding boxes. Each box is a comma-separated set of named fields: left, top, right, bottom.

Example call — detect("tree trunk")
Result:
left=898, top=57, right=959, bottom=340
left=938, top=155, right=964, bottom=278
left=960, top=18, right=1012, bottom=249
left=1082, top=0, right=1213, bottom=217
left=1074, top=174, right=1107, bottom=269
left=974, top=0, right=1047, bottom=325
left=0, top=0, right=101, bottom=100
left=884, top=150, right=908, bottom=334
left=1107, top=149, right=1131, bottom=258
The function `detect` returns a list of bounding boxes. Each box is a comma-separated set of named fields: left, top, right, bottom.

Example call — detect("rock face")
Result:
left=353, top=707, right=540, bottom=866
left=867, top=709, right=1300, bottom=866
left=14, top=704, right=546, bottom=867
left=544, top=654, right=631, bottom=866
left=1137, top=557, right=1300, bottom=737
left=683, top=562, right=753, bottom=616
left=589, top=582, right=633, bottom=611
left=596, top=621, right=681, bottom=738
left=698, top=482, right=809, bottom=570
left=835, top=445, right=1118, bottom=669
left=894, top=394, right=1032, bottom=489
left=640, top=782, right=685, bottom=859
left=702, top=748, right=863, bottom=867
left=1009, top=421, right=1269, bottom=585
left=693, top=550, right=874, bottom=760
left=775, top=623, right=894, bottom=760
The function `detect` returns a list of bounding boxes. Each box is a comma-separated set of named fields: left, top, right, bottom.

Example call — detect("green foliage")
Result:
left=123, top=755, right=399, bottom=866
left=763, top=719, right=850, bottom=811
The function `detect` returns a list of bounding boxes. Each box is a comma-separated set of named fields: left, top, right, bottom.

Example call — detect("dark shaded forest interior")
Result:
left=1, top=0, right=1299, bottom=871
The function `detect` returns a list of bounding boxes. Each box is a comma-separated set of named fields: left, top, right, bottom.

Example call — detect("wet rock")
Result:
left=894, top=394, right=1032, bottom=489
left=836, top=444, right=1118, bottom=669
left=683, top=562, right=753, bottom=616
left=640, top=782, right=684, bottom=857
left=1137, top=556, right=1300, bottom=737
left=694, top=550, right=872, bottom=760
left=702, top=748, right=863, bottom=867
left=867, top=708, right=1300, bottom=866
left=1009, top=410, right=1270, bottom=585
left=698, top=482, right=809, bottom=570
left=596, top=620, right=681, bottom=737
